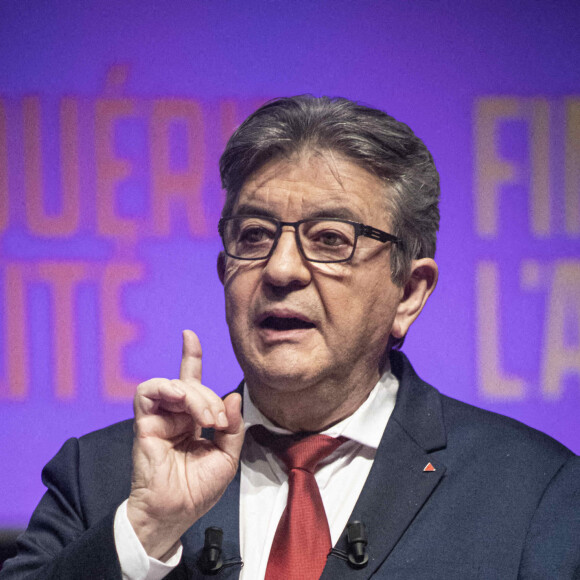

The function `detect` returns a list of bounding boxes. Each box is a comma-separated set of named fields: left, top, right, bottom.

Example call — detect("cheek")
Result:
left=222, top=260, right=266, bottom=298
left=221, top=259, right=247, bottom=288
left=223, top=261, right=263, bottom=324
left=310, top=261, right=350, bottom=278
left=317, top=278, right=364, bottom=333
left=340, top=275, right=399, bottom=335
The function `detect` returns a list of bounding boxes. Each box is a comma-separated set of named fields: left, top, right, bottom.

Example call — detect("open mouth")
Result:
left=259, top=316, right=316, bottom=331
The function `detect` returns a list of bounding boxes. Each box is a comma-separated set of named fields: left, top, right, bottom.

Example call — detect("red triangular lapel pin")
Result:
left=423, top=462, right=436, bottom=472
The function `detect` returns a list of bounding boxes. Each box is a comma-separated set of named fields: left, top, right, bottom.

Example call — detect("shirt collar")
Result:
left=242, top=369, right=399, bottom=450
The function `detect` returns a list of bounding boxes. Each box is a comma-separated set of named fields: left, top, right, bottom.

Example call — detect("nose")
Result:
left=262, top=227, right=311, bottom=289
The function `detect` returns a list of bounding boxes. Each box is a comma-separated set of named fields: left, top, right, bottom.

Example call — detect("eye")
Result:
left=315, top=230, right=349, bottom=246
left=238, top=224, right=275, bottom=244
left=305, top=221, right=354, bottom=248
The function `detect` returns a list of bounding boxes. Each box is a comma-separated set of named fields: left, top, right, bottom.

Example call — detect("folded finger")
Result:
left=135, top=378, right=227, bottom=430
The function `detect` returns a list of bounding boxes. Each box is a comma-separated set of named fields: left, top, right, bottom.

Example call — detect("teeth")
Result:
left=261, top=316, right=314, bottom=330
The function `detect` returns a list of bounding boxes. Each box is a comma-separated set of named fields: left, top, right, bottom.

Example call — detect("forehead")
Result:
left=233, top=152, right=391, bottom=224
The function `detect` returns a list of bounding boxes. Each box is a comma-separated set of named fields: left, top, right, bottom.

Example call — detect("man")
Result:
left=2, top=96, right=579, bottom=579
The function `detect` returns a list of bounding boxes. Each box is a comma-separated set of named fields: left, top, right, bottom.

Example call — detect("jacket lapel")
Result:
left=179, top=463, right=242, bottom=578
left=179, top=383, right=246, bottom=579
left=322, top=351, right=447, bottom=579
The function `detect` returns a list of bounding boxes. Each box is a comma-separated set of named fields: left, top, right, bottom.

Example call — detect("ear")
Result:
left=391, top=258, right=438, bottom=340
left=217, top=251, right=226, bottom=285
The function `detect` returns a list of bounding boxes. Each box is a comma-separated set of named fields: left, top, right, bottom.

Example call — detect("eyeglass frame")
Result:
left=218, top=215, right=401, bottom=264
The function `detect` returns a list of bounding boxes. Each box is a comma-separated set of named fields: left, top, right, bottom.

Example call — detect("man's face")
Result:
left=218, top=152, right=406, bottom=407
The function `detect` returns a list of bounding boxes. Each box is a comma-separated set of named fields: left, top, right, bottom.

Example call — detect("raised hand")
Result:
left=126, top=330, right=244, bottom=560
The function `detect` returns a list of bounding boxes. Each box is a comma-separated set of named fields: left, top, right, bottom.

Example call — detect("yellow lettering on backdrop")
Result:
left=565, top=99, right=580, bottom=236
left=474, top=98, right=520, bottom=238
left=474, top=97, right=553, bottom=238
left=541, top=261, right=580, bottom=398
left=529, top=99, right=551, bottom=237
left=476, top=261, right=525, bottom=400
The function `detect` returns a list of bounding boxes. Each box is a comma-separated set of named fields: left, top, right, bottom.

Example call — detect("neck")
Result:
left=246, top=364, right=386, bottom=432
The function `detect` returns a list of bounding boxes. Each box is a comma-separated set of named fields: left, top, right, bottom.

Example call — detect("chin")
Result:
left=242, top=353, right=327, bottom=393
left=232, top=330, right=332, bottom=386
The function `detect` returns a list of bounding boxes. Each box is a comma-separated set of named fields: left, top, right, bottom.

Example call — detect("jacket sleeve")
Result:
left=0, top=437, right=122, bottom=580
left=518, top=455, right=580, bottom=579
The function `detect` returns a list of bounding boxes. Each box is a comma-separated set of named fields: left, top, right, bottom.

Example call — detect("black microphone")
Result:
left=198, top=527, right=223, bottom=574
left=346, top=521, right=369, bottom=569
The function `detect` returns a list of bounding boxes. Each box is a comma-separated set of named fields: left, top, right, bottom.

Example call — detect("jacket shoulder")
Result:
left=77, top=418, right=134, bottom=450
left=440, top=393, right=574, bottom=462
left=390, top=350, right=575, bottom=469
left=75, top=419, right=134, bottom=521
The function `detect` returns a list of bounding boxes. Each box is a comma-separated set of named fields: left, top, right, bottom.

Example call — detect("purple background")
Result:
left=1, top=0, right=579, bottom=529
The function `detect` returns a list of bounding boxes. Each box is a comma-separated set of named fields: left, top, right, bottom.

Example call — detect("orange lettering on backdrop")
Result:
left=58, top=98, right=81, bottom=235
left=101, top=263, right=144, bottom=399
left=0, top=100, right=8, bottom=232
left=95, top=98, right=138, bottom=239
left=22, top=97, right=43, bottom=234
left=0, top=264, right=29, bottom=399
left=217, top=100, right=244, bottom=212
left=36, top=262, right=90, bottom=399
left=22, top=96, right=80, bottom=236
left=219, top=97, right=268, bottom=151
left=150, top=99, right=207, bottom=236
left=219, top=100, right=240, bottom=148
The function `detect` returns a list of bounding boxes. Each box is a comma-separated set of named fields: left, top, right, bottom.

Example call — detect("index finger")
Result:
left=180, top=329, right=202, bottom=382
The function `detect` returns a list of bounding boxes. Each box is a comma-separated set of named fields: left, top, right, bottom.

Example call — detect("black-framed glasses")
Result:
left=218, top=215, right=400, bottom=263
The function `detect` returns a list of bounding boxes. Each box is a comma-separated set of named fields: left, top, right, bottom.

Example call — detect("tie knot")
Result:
left=250, top=424, right=347, bottom=473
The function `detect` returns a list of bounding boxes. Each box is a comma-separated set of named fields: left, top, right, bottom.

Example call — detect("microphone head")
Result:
left=346, top=521, right=369, bottom=569
left=198, top=526, right=224, bottom=574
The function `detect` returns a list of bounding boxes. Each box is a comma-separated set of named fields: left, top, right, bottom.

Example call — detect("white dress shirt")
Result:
left=114, top=370, right=399, bottom=580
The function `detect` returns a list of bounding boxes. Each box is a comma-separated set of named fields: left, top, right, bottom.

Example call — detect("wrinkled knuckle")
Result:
left=133, top=414, right=147, bottom=435
left=209, top=398, right=226, bottom=414
left=197, top=382, right=217, bottom=399
left=135, top=380, right=151, bottom=397
left=170, top=378, right=185, bottom=390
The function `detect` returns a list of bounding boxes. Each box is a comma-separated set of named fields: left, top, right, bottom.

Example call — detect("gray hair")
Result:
left=219, top=95, right=440, bottom=287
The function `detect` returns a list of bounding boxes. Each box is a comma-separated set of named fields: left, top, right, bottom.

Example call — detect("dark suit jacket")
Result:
left=2, top=352, right=579, bottom=579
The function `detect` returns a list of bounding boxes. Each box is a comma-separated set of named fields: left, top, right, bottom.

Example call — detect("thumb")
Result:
left=214, top=392, right=245, bottom=462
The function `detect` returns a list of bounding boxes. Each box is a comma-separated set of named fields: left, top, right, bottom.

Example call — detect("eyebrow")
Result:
left=232, top=203, right=362, bottom=222
left=232, top=204, right=276, bottom=218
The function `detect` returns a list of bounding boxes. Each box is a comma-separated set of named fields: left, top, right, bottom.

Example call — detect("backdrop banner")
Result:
left=0, top=0, right=579, bottom=529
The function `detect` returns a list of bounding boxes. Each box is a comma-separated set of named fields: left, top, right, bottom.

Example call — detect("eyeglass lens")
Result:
left=222, top=217, right=357, bottom=262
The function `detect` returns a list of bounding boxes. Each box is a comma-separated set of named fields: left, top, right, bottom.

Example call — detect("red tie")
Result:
left=250, top=425, right=347, bottom=580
